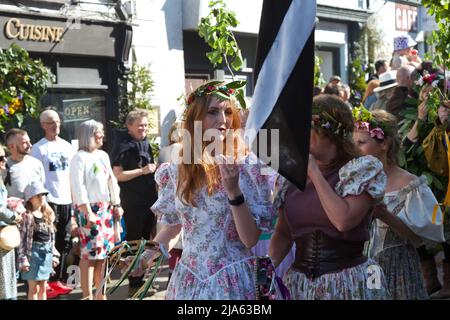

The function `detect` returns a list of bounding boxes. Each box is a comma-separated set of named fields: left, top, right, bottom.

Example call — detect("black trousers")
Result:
left=123, top=204, right=156, bottom=288
left=48, top=203, right=72, bottom=282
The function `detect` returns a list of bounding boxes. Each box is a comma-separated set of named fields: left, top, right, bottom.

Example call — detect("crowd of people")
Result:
left=0, top=34, right=449, bottom=300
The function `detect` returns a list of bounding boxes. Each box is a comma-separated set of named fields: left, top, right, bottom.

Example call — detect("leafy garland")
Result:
left=352, top=106, right=390, bottom=140
left=311, top=107, right=352, bottom=139
left=186, top=80, right=247, bottom=110
left=398, top=71, right=449, bottom=201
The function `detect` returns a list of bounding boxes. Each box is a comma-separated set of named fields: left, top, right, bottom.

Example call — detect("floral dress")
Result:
left=367, top=176, right=443, bottom=300
left=0, top=184, right=18, bottom=300
left=151, top=154, right=276, bottom=300
left=274, top=155, right=391, bottom=300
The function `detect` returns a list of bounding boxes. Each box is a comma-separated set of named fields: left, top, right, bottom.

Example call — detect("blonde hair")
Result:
left=178, top=93, right=245, bottom=206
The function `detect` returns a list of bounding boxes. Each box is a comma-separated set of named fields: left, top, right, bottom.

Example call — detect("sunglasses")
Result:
left=0, top=155, right=5, bottom=162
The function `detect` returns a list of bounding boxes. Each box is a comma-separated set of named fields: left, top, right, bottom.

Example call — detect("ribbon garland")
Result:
left=431, top=131, right=450, bottom=225
left=99, top=239, right=167, bottom=299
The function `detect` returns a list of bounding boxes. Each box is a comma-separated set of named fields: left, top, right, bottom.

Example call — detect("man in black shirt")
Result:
left=112, top=109, right=157, bottom=296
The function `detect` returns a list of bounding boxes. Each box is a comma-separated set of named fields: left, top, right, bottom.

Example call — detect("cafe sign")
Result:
left=395, top=4, right=418, bottom=32
left=4, top=18, right=64, bottom=42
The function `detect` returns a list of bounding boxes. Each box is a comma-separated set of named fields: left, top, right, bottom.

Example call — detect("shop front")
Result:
left=0, top=11, right=132, bottom=152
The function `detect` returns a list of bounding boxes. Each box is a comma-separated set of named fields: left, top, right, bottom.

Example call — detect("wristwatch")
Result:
left=228, top=194, right=245, bottom=206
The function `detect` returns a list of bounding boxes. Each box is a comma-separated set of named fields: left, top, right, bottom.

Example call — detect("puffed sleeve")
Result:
left=240, top=155, right=277, bottom=233
left=273, top=175, right=289, bottom=211
left=151, top=163, right=182, bottom=225
left=334, top=155, right=386, bottom=203
left=397, top=176, right=445, bottom=242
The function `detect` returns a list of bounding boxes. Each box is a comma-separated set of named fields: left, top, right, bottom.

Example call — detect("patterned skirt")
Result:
left=0, top=247, right=17, bottom=299
left=284, top=259, right=391, bottom=300
left=165, top=258, right=256, bottom=300
left=374, top=244, right=428, bottom=300
left=75, top=202, right=115, bottom=260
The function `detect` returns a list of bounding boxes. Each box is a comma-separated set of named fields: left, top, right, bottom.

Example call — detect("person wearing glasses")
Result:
left=69, top=120, right=122, bottom=300
left=31, top=109, right=76, bottom=297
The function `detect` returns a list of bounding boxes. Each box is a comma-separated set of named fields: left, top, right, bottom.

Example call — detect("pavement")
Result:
left=17, top=262, right=170, bottom=300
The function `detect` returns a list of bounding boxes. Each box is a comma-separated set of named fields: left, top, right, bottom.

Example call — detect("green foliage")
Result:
left=422, top=0, right=450, bottom=83
left=114, top=62, right=154, bottom=128
left=348, top=43, right=367, bottom=106
left=198, top=0, right=243, bottom=79
left=0, top=43, right=54, bottom=132
left=398, top=87, right=447, bottom=200
left=114, top=60, right=158, bottom=160
left=314, top=55, right=326, bottom=87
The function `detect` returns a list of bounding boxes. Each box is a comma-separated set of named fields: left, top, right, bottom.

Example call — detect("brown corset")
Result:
left=292, top=230, right=367, bottom=279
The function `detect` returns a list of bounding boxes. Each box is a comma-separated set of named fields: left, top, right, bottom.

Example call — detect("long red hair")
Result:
left=178, top=93, right=246, bottom=206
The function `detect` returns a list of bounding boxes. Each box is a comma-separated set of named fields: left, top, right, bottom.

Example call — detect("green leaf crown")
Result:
left=186, top=80, right=247, bottom=109
left=311, top=107, right=352, bottom=139
left=352, top=106, right=390, bottom=140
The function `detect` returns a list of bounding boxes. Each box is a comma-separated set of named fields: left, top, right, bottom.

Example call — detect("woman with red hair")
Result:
left=149, top=81, right=276, bottom=299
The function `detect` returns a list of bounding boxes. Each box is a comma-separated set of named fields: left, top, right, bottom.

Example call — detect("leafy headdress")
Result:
left=352, top=106, right=389, bottom=140
left=186, top=80, right=247, bottom=110
left=311, top=107, right=352, bottom=139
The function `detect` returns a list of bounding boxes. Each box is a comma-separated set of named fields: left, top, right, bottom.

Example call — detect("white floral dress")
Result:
left=275, top=155, right=391, bottom=300
left=151, top=155, right=276, bottom=300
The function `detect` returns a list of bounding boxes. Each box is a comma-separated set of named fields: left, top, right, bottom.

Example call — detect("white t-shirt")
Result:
left=5, top=155, right=45, bottom=200
left=31, top=137, right=76, bottom=205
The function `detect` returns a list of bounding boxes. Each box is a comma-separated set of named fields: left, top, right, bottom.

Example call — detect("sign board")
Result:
left=0, top=14, right=117, bottom=57
left=395, top=3, right=418, bottom=32
left=148, top=106, right=161, bottom=137
left=62, top=98, right=92, bottom=123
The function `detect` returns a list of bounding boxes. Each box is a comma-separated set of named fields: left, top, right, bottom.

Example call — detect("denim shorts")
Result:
left=21, top=241, right=53, bottom=281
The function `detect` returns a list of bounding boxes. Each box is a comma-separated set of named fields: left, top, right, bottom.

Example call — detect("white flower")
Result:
left=432, top=80, right=439, bottom=88
left=416, top=76, right=424, bottom=86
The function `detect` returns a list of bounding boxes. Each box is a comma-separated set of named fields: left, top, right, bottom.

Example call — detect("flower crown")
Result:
left=311, top=107, right=352, bottom=139
left=186, top=80, right=247, bottom=109
left=352, top=106, right=388, bottom=140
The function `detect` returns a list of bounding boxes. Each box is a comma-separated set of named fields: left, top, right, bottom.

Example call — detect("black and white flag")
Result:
left=246, top=0, right=316, bottom=191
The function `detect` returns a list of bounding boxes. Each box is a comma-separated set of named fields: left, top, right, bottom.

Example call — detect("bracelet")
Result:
left=228, top=194, right=245, bottom=206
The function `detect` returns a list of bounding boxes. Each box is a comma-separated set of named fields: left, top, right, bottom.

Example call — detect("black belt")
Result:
left=292, top=230, right=367, bottom=279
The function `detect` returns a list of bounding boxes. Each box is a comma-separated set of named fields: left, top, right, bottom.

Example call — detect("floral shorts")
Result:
left=75, top=202, right=114, bottom=260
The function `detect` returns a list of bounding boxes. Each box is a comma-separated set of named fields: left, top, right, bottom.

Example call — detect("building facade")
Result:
left=0, top=0, right=132, bottom=152
left=1, top=1, right=437, bottom=151
left=130, top=0, right=435, bottom=147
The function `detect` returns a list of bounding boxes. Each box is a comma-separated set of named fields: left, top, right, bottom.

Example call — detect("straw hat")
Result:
left=373, top=71, right=398, bottom=93
left=0, top=225, right=20, bottom=251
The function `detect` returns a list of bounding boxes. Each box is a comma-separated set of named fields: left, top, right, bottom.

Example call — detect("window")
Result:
left=25, top=90, right=107, bottom=145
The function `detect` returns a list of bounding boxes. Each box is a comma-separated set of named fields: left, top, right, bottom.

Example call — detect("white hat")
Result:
left=393, top=35, right=417, bottom=51
left=373, top=71, right=398, bottom=93
left=24, top=181, right=49, bottom=203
